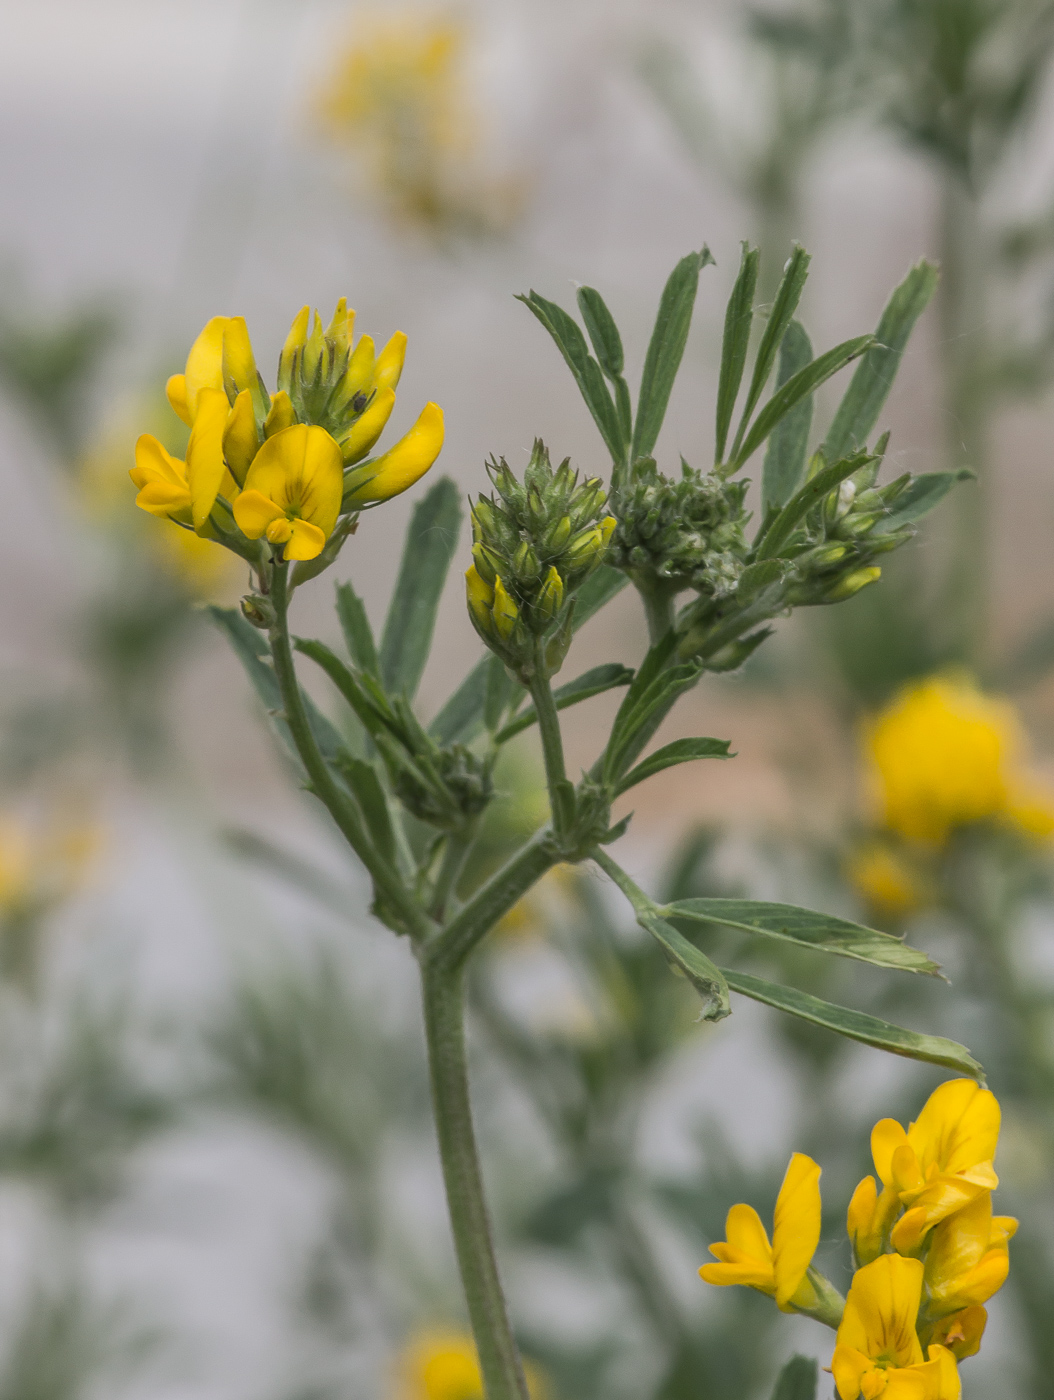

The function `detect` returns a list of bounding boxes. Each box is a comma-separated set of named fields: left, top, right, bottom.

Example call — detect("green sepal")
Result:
left=754, top=449, right=875, bottom=560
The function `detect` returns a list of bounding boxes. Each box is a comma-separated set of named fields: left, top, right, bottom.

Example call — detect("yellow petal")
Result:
left=698, top=1256, right=775, bottom=1291
left=492, top=574, right=519, bottom=641
left=342, top=401, right=444, bottom=505
left=374, top=330, right=407, bottom=390
left=891, top=1169, right=996, bottom=1253
left=924, top=1192, right=991, bottom=1294
left=132, top=434, right=188, bottom=491
left=242, top=424, right=343, bottom=537
left=927, top=1345, right=961, bottom=1400
left=278, top=305, right=310, bottom=390
left=223, top=388, right=260, bottom=487
left=907, top=1080, right=1000, bottom=1176
left=265, top=390, right=297, bottom=437
left=338, top=386, right=397, bottom=466
left=282, top=517, right=327, bottom=561
left=184, top=316, right=232, bottom=418
left=872, top=1118, right=911, bottom=1186
left=928, top=1306, right=986, bottom=1360
left=232, top=488, right=284, bottom=540
left=836, top=1255, right=925, bottom=1369
left=166, top=373, right=191, bottom=426
left=325, top=297, right=354, bottom=357
left=186, top=387, right=231, bottom=530
left=772, top=1152, right=822, bottom=1308
left=222, top=315, right=261, bottom=402
left=723, top=1202, right=773, bottom=1264
left=465, top=564, right=494, bottom=627
left=831, top=1344, right=875, bottom=1400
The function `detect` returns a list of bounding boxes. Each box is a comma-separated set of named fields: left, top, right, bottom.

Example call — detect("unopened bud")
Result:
left=241, top=594, right=275, bottom=629
left=492, top=575, right=520, bottom=641
left=277, top=305, right=309, bottom=395
left=472, top=542, right=500, bottom=585
left=465, top=564, right=495, bottom=630
left=826, top=566, right=881, bottom=601
left=546, top=515, right=572, bottom=551
left=535, top=565, right=565, bottom=623
left=514, top=541, right=541, bottom=581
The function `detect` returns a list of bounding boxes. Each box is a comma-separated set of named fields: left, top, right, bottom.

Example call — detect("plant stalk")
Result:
left=528, top=642, right=570, bottom=840
left=420, top=959, right=530, bottom=1400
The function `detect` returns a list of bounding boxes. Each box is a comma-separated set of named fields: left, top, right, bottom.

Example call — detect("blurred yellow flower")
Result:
left=0, top=816, right=98, bottom=989
left=317, top=11, right=525, bottom=239
left=846, top=842, right=927, bottom=916
left=393, top=1329, right=544, bottom=1400
left=864, top=674, right=1054, bottom=846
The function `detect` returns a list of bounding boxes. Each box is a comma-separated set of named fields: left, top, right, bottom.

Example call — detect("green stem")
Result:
left=268, top=563, right=433, bottom=942
left=591, top=846, right=655, bottom=916
left=431, top=826, right=476, bottom=922
left=528, top=641, right=571, bottom=840
left=420, top=960, right=530, bottom=1400
left=635, top=576, right=676, bottom=648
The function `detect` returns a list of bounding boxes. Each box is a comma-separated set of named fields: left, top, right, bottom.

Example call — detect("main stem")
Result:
left=528, top=642, right=570, bottom=839
left=420, top=959, right=531, bottom=1400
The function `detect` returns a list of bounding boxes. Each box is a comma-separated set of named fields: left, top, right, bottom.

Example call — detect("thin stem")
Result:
left=268, top=564, right=433, bottom=942
left=528, top=641, right=570, bottom=840
left=591, top=846, right=655, bottom=917
left=635, top=576, right=676, bottom=648
left=420, top=960, right=530, bottom=1400
left=431, top=826, right=476, bottom=922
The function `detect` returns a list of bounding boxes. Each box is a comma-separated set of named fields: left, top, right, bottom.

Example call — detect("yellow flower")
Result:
left=699, top=1152, right=822, bottom=1310
left=846, top=842, right=927, bottom=916
left=864, top=675, right=1054, bottom=846
left=847, top=1173, right=903, bottom=1268
left=922, top=1192, right=1016, bottom=1319
left=130, top=435, right=193, bottom=525
left=926, top=1306, right=987, bottom=1361
left=342, top=401, right=445, bottom=507
left=870, top=1079, right=1000, bottom=1254
left=831, top=1254, right=960, bottom=1400
left=232, top=425, right=343, bottom=562
left=392, top=1329, right=544, bottom=1400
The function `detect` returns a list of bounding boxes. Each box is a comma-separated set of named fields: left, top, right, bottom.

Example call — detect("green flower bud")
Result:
left=825, top=566, right=881, bottom=601
left=546, top=515, right=572, bottom=551
left=535, top=565, right=565, bottom=623
left=514, top=541, right=541, bottom=581
left=472, top=542, right=501, bottom=585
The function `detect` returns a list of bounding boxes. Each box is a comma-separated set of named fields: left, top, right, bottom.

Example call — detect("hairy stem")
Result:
left=636, top=576, right=676, bottom=648
left=431, top=826, right=476, bottom=922
left=528, top=641, right=570, bottom=839
left=420, top=960, right=530, bottom=1400
left=268, top=563, right=433, bottom=941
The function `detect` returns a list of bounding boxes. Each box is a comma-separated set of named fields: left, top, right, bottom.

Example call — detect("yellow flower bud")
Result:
left=598, top=514, right=616, bottom=546
left=325, top=297, right=354, bottom=359
left=222, top=316, right=258, bottom=398
left=278, top=305, right=310, bottom=392
left=472, top=541, right=499, bottom=585
left=330, top=334, right=377, bottom=417
left=338, top=386, right=397, bottom=465
left=265, top=391, right=297, bottom=437
left=535, top=565, right=564, bottom=623
left=375, top=331, right=408, bottom=390
left=465, top=563, right=494, bottom=630
left=222, top=389, right=260, bottom=487
left=492, top=575, right=519, bottom=641
left=302, top=309, right=326, bottom=382
left=826, top=566, right=881, bottom=602
left=186, top=387, right=233, bottom=530
left=342, top=402, right=444, bottom=505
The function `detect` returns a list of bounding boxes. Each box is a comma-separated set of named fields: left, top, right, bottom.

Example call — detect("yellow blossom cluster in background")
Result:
left=0, top=814, right=98, bottom=990
left=316, top=10, right=526, bottom=240
left=701, top=1079, right=1013, bottom=1399
left=394, top=1329, right=545, bottom=1400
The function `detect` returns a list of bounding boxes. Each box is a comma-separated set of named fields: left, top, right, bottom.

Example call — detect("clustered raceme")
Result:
left=608, top=459, right=749, bottom=600
left=701, top=1079, right=1013, bottom=1400
left=130, top=301, right=444, bottom=569
left=464, top=441, right=615, bottom=680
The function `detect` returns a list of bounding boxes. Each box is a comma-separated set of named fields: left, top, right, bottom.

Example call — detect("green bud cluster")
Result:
left=391, top=743, right=493, bottom=832
left=608, top=459, right=750, bottom=599
left=466, top=440, right=616, bottom=679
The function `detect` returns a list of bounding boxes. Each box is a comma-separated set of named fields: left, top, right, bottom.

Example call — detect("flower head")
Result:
left=233, top=425, right=343, bottom=562
left=831, top=1254, right=960, bottom=1400
left=700, top=1152, right=822, bottom=1310
left=865, top=675, right=1054, bottom=847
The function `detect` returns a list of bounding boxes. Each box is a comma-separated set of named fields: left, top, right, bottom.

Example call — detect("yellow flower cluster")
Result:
left=316, top=13, right=523, bottom=238
left=701, top=1079, right=1014, bottom=1399
left=393, top=1329, right=545, bottom=1400
left=864, top=675, right=1054, bottom=848
left=131, top=303, right=444, bottom=565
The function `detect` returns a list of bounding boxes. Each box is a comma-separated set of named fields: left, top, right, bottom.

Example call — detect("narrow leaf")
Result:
left=497, top=663, right=634, bottom=743
left=873, top=470, right=973, bottom=535
left=666, top=899, right=941, bottom=975
left=762, top=320, right=814, bottom=514
left=824, top=260, right=939, bottom=461
left=616, top=737, right=732, bottom=795
left=633, top=247, right=712, bottom=461
left=517, top=291, right=626, bottom=462
left=336, top=581, right=380, bottom=678
left=604, top=662, right=703, bottom=782
left=715, top=243, right=759, bottom=465
left=771, top=1355, right=818, bottom=1400
left=294, top=637, right=390, bottom=740
left=738, top=244, right=811, bottom=436
left=756, top=449, right=874, bottom=560
left=380, top=476, right=462, bottom=700
left=333, top=755, right=396, bottom=863
left=577, top=286, right=624, bottom=378
left=639, top=910, right=731, bottom=1021
left=732, top=335, right=874, bottom=469
left=722, top=969, right=984, bottom=1079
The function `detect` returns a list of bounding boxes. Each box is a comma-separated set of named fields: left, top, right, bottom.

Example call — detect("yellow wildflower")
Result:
left=869, top=1079, right=1000, bottom=1254
left=846, top=842, right=927, bottom=916
left=393, top=1329, right=544, bottom=1400
left=864, top=675, right=1054, bottom=846
left=699, top=1152, right=822, bottom=1310
left=922, top=1192, right=1016, bottom=1319
left=342, top=401, right=445, bottom=507
left=831, top=1254, right=960, bottom=1400
left=232, top=425, right=343, bottom=562
left=926, top=1306, right=987, bottom=1361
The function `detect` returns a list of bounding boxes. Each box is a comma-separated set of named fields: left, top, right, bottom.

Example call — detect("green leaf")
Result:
left=633, top=247, right=713, bottom=461
left=517, top=291, right=626, bottom=463
left=380, top=476, right=462, bottom=700
left=332, top=754, right=396, bottom=863
left=771, top=1356, right=818, bottom=1400
left=715, top=243, right=759, bottom=465
left=577, top=286, right=624, bottom=379
left=638, top=909, right=731, bottom=1021
left=755, top=449, right=874, bottom=560
left=294, top=638, right=391, bottom=741
left=616, top=737, right=731, bottom=795
left=429, top=566, right=628, bottom=747
left=731, top=335, right=874, bottom=470
left=762, top=320, right=814, bottom=514
left=604, top=662, right=703, bottom=783
left=335, top=581, right=380, bottom=678
left=824, top=261, right=939, bottom=462
left=721, top=969, right=984, bottom=1079
left=737, top=244, right=811, bottom=442
left=497, top=663, right=634, bottom=743
left=665, top=899, right=941, bottom=975
left=209, top=607, right=344, bottom=767
left=873, top=470, right=973, bottom=535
